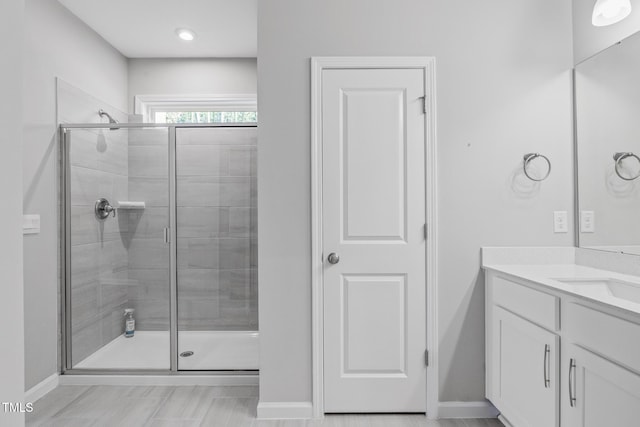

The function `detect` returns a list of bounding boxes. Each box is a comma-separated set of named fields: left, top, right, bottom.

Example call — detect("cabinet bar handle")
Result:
left=543, top=344, right=551, bottom=388
left=569, top=358, right=577, bottom=407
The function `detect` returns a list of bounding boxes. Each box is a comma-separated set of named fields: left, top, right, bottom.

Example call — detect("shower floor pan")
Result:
left=73, top=331, right=259, bottom=371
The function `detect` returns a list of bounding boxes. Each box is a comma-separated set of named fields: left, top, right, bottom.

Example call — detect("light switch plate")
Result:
left=23, top=214, right=40, bottom=235
left=553, top=211, right=568, bottom=233
left=581, top=211, right=595, bottom=233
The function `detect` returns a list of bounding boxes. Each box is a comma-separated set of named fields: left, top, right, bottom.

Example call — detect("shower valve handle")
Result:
left=95, top=198, right=116, bottom=219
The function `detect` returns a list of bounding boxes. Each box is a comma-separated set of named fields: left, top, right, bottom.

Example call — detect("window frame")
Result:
left=133, top=94, right=257, bottom=123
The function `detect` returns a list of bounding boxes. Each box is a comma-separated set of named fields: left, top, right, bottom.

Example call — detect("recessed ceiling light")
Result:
left=592, top=0, right=632, bottom=27
left=176, top=28, right=196, bottom=41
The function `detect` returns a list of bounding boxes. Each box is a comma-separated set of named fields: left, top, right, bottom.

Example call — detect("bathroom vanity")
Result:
left=483, top=247, right=640, bottom=427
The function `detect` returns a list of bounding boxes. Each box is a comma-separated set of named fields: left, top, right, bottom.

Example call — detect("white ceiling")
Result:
left=57, top=0, right=257, bottom=58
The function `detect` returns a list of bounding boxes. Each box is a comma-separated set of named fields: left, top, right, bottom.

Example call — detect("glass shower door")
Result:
left=64, top=126, right=171, bottom=370
left=175, top=126, right=259, bottom=370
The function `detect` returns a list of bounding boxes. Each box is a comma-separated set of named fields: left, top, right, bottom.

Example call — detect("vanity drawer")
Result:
left=492, top=275, right=560, bottom=331
left=565, top=303, right=640, bottom=374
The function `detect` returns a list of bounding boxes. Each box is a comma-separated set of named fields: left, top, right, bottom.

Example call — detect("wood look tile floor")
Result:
left=26, top=386, right=504, bottom=427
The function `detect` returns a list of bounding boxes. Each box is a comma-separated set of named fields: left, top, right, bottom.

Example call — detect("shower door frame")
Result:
left=59, top=122, right=258, bottom=376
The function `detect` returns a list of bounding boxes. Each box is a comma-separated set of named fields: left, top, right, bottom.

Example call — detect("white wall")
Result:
left=0, top=0, right=25, bottom=424
left=573, top=0, right=640, bottom=63
left=23, top=0, right=128, bottom=389
left=128, top=58, right=257, bottom=112
left=258, top=0, right=573, bottom=407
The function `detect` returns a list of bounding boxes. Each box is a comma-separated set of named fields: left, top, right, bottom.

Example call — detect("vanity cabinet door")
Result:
left=562, top=344, right=640, bottom=427
left=492, top=307, right=559, bottom=427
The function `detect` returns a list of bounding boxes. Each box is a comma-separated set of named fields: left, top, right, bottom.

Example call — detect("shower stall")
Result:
left=60, top=123, right=258, bottom=373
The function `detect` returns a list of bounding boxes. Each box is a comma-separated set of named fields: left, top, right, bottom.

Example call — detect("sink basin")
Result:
left=553, top=278, right=640, bottom=304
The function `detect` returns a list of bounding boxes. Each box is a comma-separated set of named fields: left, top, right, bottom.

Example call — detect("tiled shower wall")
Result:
left=69, top=124, right=258, bottom=364
left=124, top=127, right=258, bottom=332
left=69, top=128, right=130, bottom=365
left=126, top=128, right=171, bottom=330
left=61, top=80, right=132, bottom=366
left=176, top=127, right=258, bottom=331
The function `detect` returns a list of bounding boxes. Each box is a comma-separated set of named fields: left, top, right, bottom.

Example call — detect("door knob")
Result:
left=327, top=253, right=340, bottom=264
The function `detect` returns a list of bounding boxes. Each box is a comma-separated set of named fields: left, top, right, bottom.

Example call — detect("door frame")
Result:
left=310, top=57, right=439, bottom=418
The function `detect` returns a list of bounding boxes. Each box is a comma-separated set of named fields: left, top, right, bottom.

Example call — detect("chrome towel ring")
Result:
left=523, top=153, right=551, bottom=181
left=613, top=152, right=640, bottom=181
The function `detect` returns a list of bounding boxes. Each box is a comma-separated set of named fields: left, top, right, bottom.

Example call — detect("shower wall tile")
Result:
left=99, top=240, right=128, bottom=281
left=128, top=239, right=170, bottom=269
left=176, top=127, right=257, bottom=146
left=63, top=81, right=132, bottom=366
left=176, top=177, right=256, bottom=208
left=178, top=269, right=220, bottom=299
left=57, top=79, right=128, bottom=125
left=71, top=206, right=128, bottom=245
left=178, top=238, right=220, bottom=269
left=129, top=177, right=169, bottom=207
left=126, top=128, right=172, bottom=333
left=177, top=145, right=229, bottom=176
left=72, top=321, right=102, bottom=366
left=129, top=298, right=170, bottom=331
left=100, top=138, right=128, bottom=176
left=219, top=239, right=251, bottom=269
left=228, top=208, right=252, bottom=237
left=178, top=298, right=221, bottom=330
left=89, top=131, right=128, bottom=176
left=177, top=207, right=229, bottom=238
left=219, top=269, right=251, bottom=300
left=250, top=239, right=258, bottom=268
left=71, top=243, right=100, bottom=288
left=177, top=176, right=221, bottom=206
left=100, top=302, right=129, bottom=344
left=129, top=145, right=169, bottom=178
left=228, top=147, right=257, bottom=177
left=128, top=128, right=169, bottom=147
left=127, top=269, right=171, bottom=299
left=174, top=127, right=258, bottom=332
left=221, top=178, right=255, bottom=207
left=71, top=283, right=100, bottom=332
left=126, top=208, right=168, bottom=240
left=127, top=268, right=171, bottom=330
left=70, top=167, right=128, bottom=207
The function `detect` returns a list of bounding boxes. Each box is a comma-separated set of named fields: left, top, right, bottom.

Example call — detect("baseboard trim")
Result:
left=25, top=373, right=59, bottom=403
left=498, top=414, right=514, bottom=427
left=438, top=401, right=499, bottom=418
left=256, top=401, right=313, bottom=419
left=59, top=374, right=258, bottom=386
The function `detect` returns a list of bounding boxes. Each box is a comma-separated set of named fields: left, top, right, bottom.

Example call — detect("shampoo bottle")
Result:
left=124, top=308, right=135, bottom=338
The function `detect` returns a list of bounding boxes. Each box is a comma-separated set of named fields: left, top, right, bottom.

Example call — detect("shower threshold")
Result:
left=74, top=331, right=258, bottom=371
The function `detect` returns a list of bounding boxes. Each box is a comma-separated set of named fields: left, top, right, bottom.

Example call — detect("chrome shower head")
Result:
left=98, top=109, right=118, bottom=125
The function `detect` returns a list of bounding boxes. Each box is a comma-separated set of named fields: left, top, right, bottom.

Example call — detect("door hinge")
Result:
left=425, top=350, right=429, bottom=366
left=420, top=96, right=427, bottom=114
left=424, top=223, right=428, bottom=240
left=164, top=227, right=170, bottom=243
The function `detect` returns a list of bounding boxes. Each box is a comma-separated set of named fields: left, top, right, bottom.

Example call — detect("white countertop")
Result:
left=483, top=263, right=640, bottom=315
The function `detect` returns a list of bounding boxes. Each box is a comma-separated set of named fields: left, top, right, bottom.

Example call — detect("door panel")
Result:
left=341, top=274, right=407, bottom=375
left=322, top=68, right=426, bottom=413
left=562, top=344, right=640, bottom=427
left=341, top=88, right=407, bottom=241
left=492, top=307, right=559, bottom=427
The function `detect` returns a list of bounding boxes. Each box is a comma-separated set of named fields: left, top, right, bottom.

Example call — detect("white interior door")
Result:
left=322, top=67, right=427, bottom=413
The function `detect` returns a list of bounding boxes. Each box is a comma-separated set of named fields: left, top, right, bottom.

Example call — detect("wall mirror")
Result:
left=575, top=30, right=640, bottom=255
